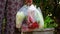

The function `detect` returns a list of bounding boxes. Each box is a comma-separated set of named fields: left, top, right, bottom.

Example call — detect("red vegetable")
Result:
left=28, top=22, right=39, bottom=29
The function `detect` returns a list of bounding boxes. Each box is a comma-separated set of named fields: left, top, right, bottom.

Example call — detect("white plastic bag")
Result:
left=28, top=5, right=44, bottom=28
left=16, top=5, right=28, bottom=28
left=16, top=12, right=25, bottom=28
left=16, top=4, right=44, bottom=32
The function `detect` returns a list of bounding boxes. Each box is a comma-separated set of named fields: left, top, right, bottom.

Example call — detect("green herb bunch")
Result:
left=44, top=15, right=58, bottom=28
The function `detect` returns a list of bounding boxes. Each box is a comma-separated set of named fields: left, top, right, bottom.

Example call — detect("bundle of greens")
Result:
left=44, top=15, right=58, bottom=28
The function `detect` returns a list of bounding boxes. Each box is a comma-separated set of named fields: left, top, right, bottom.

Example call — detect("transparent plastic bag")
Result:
left=27, top=4, right=44, bottom=29
left=16, top=4, right=44, bottom=32
left=16, top=5, right=28, bottom=28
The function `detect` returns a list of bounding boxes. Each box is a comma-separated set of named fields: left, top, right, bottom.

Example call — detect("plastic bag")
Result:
left=27, top=5, right=44, bottom=28
left=16, top=4, right=44, bottom=32
left=27, top=10, right=39, bottom=29
left=16, top=12, right=25, bottom=28
left=16, top=5, right=28, bottom=28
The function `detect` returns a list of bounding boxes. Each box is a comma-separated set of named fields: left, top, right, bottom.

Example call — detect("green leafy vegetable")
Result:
left=44, top=15, right=58, bottom=28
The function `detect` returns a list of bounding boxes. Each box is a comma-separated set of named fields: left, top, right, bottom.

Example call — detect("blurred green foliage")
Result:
left=44, top=15, right=58, bottom=28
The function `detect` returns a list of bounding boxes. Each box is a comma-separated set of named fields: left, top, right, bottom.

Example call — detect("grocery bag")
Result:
left=16, top=4, right=44, bottom=32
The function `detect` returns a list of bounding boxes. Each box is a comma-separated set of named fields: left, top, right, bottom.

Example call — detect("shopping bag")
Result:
left=16, top=4, right=44, bottom=32
left=27, top=4, right=44, bottom=28
left=16, top=5, right=28, bottom=28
